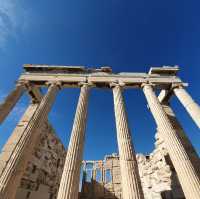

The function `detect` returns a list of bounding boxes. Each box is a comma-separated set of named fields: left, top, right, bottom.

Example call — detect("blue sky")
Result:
left=0, top=0, right=200, bottom=160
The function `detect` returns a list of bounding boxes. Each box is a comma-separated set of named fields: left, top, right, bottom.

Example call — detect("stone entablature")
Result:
left=20, top=65, right=183, bottom=90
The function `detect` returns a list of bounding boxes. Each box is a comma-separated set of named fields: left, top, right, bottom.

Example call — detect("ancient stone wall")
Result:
left=12, top=127, right=192, bottom=199
left=137, top=132, right=185, bottom=199
left=81, top=154, right=122, bottom=199
left=80, top=133, right=187, bottom=199
left=15, top=123, right=66, bottom=199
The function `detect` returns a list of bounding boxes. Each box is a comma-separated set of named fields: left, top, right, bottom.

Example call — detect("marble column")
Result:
left=101, top=165, right=104, bottom=182
left=173, top=86, right=200, bottom=128
left=161, top=102, right=200, bottom=175
left=112, top=84, right=144, bottom=199
left=143, top=84, right=200, bottom=199
left=92, top=168, right=97, bottom=181
left=57, top=84, right=89, bottom=199
left=0, top=83, right=59, bottom=199
left=0, top=83, right=25, bottom=124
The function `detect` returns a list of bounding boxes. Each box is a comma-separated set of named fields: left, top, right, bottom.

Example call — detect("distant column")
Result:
left=57, top=83, right=90, bottom=199
left=92, top=167, right=97, bottom=181
left=0, top=83, right=25, bottom=124
left=143, top=84, right=200, bottom=199
left=173, top=85, right=200, bottom=128
left=101, top=164, right=104, bottom=182
left=112, top=84, right=144, bottom=199
left=0, top=83, right=59, bottom=199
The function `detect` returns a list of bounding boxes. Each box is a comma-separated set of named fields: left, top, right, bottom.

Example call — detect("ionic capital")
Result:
left=20, top=81, right=35, bottom=91
left=78, top=81, right=94, bottom=88
left=45, top=81, right=62, bottom=89
left=171, top=82, right=188, bottom=90
left=141, top=83, right=155, bottom=89
left=110, top=81, right=125, bottom=88
left=15, top=80, right=27, bottom=89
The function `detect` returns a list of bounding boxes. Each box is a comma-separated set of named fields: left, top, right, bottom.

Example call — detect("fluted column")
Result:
left=160, top=102, right=200, bottom=176
left=92, top=167, right=97, bottom=181
left=0, top=82, right=25, bottom=124
left=0, top=83, right=59, bottom=199
left=173, top=85, right=200, bottom=128
left=143, top=84, right=200, bottom=199
left=112, top=84, right=144, bottom=199
left=57, top=84, right=89, bottom=199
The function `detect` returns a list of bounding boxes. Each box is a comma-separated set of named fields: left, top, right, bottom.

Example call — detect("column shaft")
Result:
left=174, top=87, right=200, bottom=128
left=143, top=84, right=200, bottom=199
left=113, top=85, right=144, bottom=199
left=92, top=168, right=96, bottom=181
left=57, top=84, right=89, bottom=199
left=0, top=84, right=58, bottom=199
left=0, top=84, right=24, bottom=124
left=161, top=102, right=200, bottom=176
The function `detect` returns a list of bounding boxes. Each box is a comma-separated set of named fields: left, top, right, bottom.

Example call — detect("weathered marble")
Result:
left=143, top=84, right=200, bottom=199
left=0, top=84, right=59, bottom=199
left=173, top=86, right=200, bottom=129
left=0, top=66, right=200, bottom=199
left=112, top=85, right=144, bottom=199
left=0, top=83, right=24, bottom=123
left=57, top=84, right=90, bottom=199
left=16, top=123, right=66, bottom=199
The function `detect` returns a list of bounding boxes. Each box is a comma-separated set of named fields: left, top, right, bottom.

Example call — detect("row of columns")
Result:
left=143, top=85, right=200, bottom=198
left=0, top=81, right=200, bottom=199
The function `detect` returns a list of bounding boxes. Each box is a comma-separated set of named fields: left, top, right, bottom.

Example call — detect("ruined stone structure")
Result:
left=80, top=134, right=186, bottom=199
left=0, top=65, right=199, bottom=199
left=15, top=122, right=66, bottom=199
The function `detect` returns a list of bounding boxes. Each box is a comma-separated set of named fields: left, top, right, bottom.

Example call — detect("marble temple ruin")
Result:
left=0, top=65, right=199, bottom=199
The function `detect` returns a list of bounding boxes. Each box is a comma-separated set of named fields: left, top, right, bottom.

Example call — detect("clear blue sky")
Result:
left=0, top=0, right=199, bottom=160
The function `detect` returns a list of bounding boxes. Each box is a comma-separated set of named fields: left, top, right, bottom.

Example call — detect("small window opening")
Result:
left=96, top=169, right=102, bottom=182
